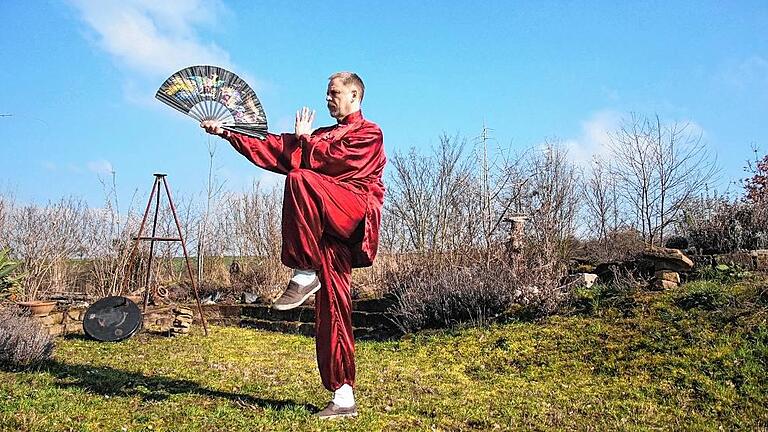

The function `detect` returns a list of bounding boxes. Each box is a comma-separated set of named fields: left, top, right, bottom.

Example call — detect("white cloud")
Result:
left=87, top=159, right=114, bottom=174
left=563, top=111, right=711, bottom=171
left=722, top=55, right=768, bottom=90
left=562, top=110, right=622, bottom=166
left=69, top=0, right=232, bottom=78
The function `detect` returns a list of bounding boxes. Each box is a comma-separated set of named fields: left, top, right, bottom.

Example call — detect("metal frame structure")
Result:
left=123, top=174, right=209, bottom=336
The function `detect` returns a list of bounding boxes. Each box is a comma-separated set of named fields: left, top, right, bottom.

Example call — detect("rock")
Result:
left=67, top=308, right=84, bottom=321
left=752, top=249, right=768, bottom=271
left=575, top=273, right=598, bottom=288
left=652, top=279, right=678, bottom=290
left=560, top=273, right=599, bottom=291
left=201, top=292, right=221, bottom=305
left=594, top=261, right=624, bottom=281
left=664, top=236, right=689, bottom=250
left=41, top=312, right=65, bottom=326
left=46, top=325, right=64, bottom=337
left=241, top=292, right=260, bottom=304
left=173, top=306, right=193, bottom=315
left=715, top=252, right=756, bottom=270
left=654, top=270, right=681, bottom=284
left=173, top=320, right=191, bottom=328
left=642, top=247, right=694, bottom=272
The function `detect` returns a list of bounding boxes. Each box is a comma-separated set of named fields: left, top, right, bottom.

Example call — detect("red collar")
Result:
left=338, top=110, right=363, bottom=125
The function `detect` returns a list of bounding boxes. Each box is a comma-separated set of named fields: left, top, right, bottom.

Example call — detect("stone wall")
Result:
left=37, top=307, right=86, bottom=337
left=690, top=249, right=768, bottom=271
left=35, top=296, right=402, bottom=341
left=198, top=297, right=401, bottom=340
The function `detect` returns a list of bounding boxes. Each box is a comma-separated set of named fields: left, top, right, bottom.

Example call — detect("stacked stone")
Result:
left=654, top=270, right=681, bottom=290
left=753, top=249, right=768, bottom=271
left=643, top=247, right=694, bottom=290
left=37, top=307, right=86, bottom=337
left=171, top=306, right=194, bottom=336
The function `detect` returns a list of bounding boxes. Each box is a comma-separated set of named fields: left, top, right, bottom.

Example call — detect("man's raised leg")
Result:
left=273, top=168, right=365, bottom=311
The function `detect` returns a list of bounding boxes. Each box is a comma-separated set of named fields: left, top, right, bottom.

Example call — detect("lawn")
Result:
left=1, top=278, right=767, bottom=431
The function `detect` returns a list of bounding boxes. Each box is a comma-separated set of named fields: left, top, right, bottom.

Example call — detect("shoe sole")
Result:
left=316, top=411, right=358, bottom=420
left=272, top=283, right=321, bottom=311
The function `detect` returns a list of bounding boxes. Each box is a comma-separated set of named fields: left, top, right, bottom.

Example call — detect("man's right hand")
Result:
left=200, top=120, right=224, bottom=135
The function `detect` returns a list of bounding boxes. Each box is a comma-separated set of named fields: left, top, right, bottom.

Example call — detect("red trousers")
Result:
left=281, top=169, right=366, bottom=391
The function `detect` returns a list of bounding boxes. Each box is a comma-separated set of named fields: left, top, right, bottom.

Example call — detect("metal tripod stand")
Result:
left=123, top=173, right=209, bottom=336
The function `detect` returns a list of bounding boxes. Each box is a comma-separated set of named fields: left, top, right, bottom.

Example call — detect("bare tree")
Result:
left=608, top=114, right=718, bottom=246
left=582, top=156, right=620, bottom=248
left=520, top=141, right=581, bottom=265
left=197, top=140, right=227, bottom=284
left=474, top=126, right=528, bottom=267
left=386, top=133, right=475, bottom=254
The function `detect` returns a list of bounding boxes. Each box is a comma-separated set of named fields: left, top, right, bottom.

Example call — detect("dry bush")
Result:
left=386, top=249, right=565, bottom=332
left=577, top=228, right=646, bottom=263
left=744, top=149, right=768, bottom=241
left=352, top=254, right=401, bottom=299
left=81, top=179, right=143, bottom=299
left=382, top=133, right=578, bottom=331
left=679, top=194, right=767, bottom=254
left=0, top=191, right=11, bottom=244
left=0, top=306, right=55, bottom=370
left=7, top=197, right=93, bottom=300
left=214, top=183, right=286, bottom=299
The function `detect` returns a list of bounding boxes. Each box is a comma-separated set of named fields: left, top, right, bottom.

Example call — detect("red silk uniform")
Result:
left=222, top=110, right=386, bottom=391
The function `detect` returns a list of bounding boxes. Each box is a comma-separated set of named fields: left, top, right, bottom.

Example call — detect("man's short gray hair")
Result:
left=329, top=72, right=365, bottom=102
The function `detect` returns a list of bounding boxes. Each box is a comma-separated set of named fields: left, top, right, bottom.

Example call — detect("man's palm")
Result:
left=295, top=107, right=315, bottom=137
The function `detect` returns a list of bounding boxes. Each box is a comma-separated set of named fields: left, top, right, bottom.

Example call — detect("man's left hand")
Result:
left=295, top=106, right=315, bottom=138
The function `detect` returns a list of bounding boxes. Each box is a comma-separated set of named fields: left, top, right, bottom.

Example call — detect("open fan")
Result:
left=155, top=65, right=268, bottom=139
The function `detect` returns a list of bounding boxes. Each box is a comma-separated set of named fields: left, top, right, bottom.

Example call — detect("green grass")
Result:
left=1, top=278, right=767, bottom=431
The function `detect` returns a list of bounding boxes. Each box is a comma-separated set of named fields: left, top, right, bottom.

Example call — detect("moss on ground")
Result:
left=1, top=277, right=767, bottom=431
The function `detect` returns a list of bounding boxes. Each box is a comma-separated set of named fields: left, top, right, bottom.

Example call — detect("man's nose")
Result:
left=326, top=94, right=332, bottom=101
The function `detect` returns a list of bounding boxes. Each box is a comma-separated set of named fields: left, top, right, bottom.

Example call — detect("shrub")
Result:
left=577, top=228, right=646, bottom=263
left=695, top=264, right=751, bottom=284
left=0, top=306, right=55, bottom=370
left=0, top=248, right=23, bottom=299
left=386, top=251, right=565, bottom=332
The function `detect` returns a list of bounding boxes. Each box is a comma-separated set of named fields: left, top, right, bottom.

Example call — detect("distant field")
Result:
left=1, top=278, right=766, bottom=431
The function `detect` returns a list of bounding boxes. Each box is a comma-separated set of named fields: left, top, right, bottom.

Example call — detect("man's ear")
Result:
left=351, top=89, right=358, bottom=102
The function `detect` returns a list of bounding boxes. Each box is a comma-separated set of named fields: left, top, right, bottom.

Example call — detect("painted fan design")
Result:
left=155, top=65, right=268, bottom=139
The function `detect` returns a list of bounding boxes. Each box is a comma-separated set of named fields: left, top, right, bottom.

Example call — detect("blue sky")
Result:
left=1, top=1, right=766, bottom=206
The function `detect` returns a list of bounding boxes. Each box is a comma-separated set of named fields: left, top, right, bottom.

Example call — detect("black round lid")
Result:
left=83, top=296, right=142, bottom=342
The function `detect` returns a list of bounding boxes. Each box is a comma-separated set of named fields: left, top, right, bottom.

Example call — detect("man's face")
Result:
left=326, top=78, right=357, bottom=120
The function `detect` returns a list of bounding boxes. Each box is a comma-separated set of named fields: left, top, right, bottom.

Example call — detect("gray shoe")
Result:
left=272, top=277, right=321, bottom=310
left=314, top=402, right=358, bottom=419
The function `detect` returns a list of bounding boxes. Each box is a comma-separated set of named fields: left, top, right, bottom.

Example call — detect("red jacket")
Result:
left=223, top=110, right=386, bottom=267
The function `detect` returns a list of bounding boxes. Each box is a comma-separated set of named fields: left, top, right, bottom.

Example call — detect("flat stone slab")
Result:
left=643, top=247, right=694, bottom=272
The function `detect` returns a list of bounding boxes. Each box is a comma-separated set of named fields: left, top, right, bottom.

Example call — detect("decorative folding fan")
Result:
left=155, top=65, right=268, bottom=139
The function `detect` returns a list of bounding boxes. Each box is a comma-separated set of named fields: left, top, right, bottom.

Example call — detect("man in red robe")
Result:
left=201, top=72, right=385, bottom=419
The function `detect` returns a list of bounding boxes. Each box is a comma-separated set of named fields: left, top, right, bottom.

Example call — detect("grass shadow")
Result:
left=42, top=359, right=318, bottom=412
left=60, top=333, right=91, bottom=341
